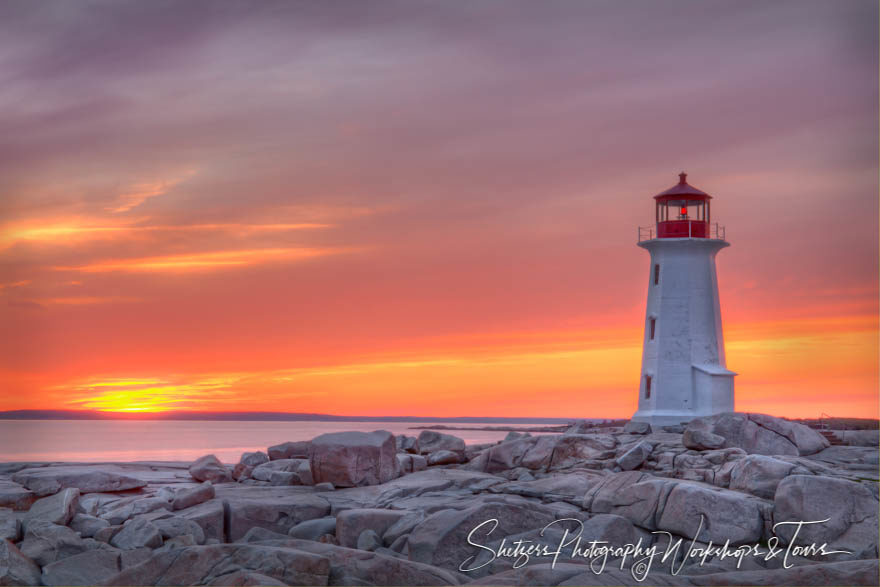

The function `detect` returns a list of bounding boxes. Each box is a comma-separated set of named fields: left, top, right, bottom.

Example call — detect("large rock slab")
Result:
left=0, top=481, right=36, bottom=511
left=23, top=488, right=79, bottom=530
left=397, top=453, right=428, bottom=474
left=623, top=421, right=652, bottom=435
left=177, top=499, right=225, bottom=542
left=19, top=521, right=95, bottom=567
left=470, top=434, right=612, bottom=473
left=250, top=458, right=309, bottom=482
left=656, top=479, right=768, bottom=545
left=208, top=570, right=287, bottom=585
left=466, top=562, right=632, bottom=586
left=682, top=428, right=726, bottom=451
left=153, top=514, right=206, bottom=544
left=396, top=435, right=420, bottom=454
left=490, top=471, right=602, bottom=502
left=685, top=413, right=829, bottom=457
left=189, top=455, right=232, bottom=483
left=427, top=450, right=463, bottom=466
left=547, top=434, right=617, bottom=470
left=99, top=544, right=330, bottom=586
left=315, top=468, right=506, bottom=515
left=691, top=558, right=880, bottom=586
left=417, top=431, right=465, bottom=455
left=247, top=537, right=464, bottom=586
left=238, top=451, right=269, bottom=468
left=78, top=492, right=127, bottom=518
left=485, top=437, right=539, bottom=473
left=288, top=516, right=338, bottom=541
left=208, top=570, right=285, bottom=585
left=172, top=482, right=215, bottom=511
left=225, top=491, right=331, bottom=541
left=110, top=517, right=163, bottom=550
left=336, top=508, right=409, bottom=548
left=0, top=510, right=19, bottom=543
left=309, top=430, right=399, bottom=487
left=236, top=527, right=290, bottom=543
left=70, top=513, right=110, bottom=538
left=470, top=558, right=880, bottom=586
left=12, top=467, right=146, bottom=497
left=773, top=475, right=879, bottom=559
left=41, top=549, right=122, bottom=586
left=728, top=454, right=810, bottom=499
left=407, top=501, right=557, bottom=576
left=267, top=441, right=310, bottom=461
left=0, top=539, right=41, bottom=586
left=583, top=471, right=769, bottom=545
left=519, top=435, right=562, bottom=470
left=616, top=440, right=653, bottom=470
left=580, top=513, right=638, bottom=548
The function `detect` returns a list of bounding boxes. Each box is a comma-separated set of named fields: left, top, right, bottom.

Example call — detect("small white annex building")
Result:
left=631, top=173, right=736, bottom=427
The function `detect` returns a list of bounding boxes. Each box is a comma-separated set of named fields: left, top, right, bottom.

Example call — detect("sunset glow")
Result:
left=0, top=1, right=876, bottom=419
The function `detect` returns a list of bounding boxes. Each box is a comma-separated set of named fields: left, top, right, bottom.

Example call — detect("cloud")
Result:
left=52, top=246, right=361, bottom=273
left=107, top=170, right=196, bottom=213
left=0, top=280, right=30, bottom=290
left=0, top=219, right=332, bottom=248
left=27, top=296, right=142, bottom=306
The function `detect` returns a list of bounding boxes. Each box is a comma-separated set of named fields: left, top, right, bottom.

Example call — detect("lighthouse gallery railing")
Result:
left=638, top=222, right=725, bottom=242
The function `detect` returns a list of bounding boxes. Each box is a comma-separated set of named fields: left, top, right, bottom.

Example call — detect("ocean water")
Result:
left=0, top=420, right=559, bottom=463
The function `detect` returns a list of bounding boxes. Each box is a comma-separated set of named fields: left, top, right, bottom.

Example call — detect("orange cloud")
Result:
left=53, top=246, right=362, bottom=273
left=0, top=219, right=331, bottom=248
left=106, top=169, right=197, bottom=213
left=0, top=280, right=31, bottom=290
left=24, top=296, right=143, bottom=306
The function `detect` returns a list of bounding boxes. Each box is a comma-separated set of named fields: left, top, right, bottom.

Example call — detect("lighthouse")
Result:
left=631, top=173, right=736, bottom=427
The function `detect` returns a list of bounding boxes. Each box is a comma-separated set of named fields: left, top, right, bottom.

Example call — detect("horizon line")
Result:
left=0, top=409, right=596, bottom=422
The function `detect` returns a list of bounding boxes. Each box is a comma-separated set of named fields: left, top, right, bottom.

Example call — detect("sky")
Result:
left=0, top=0, right=877, bottom=418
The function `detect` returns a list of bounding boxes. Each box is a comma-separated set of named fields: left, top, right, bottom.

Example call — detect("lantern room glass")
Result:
left=656, top=201, right=708, bottom=222
left=655, top=199, right=711, bottom=238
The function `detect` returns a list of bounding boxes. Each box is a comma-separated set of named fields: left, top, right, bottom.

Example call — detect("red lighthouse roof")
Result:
left=654, top=172, right=711, bottom=201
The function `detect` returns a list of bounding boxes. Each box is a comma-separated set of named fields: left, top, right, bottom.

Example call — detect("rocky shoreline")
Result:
left=1, top=412, right=877, bottom=586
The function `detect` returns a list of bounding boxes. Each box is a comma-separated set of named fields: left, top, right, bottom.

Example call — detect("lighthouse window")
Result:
left=654, top=264, right=660, bottom=285
left=645, top=375, right=652, bottom=399
left=649, top=317, right=656, bottom=340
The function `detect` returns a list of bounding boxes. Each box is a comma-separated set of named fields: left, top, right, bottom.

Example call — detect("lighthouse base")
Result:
left=630, top=409, right=708, bottom=428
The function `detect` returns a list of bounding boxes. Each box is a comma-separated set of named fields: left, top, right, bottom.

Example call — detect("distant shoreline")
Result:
left=0, top=409, right=582, bottom=424
left=409, top=420, right=630, bottom=433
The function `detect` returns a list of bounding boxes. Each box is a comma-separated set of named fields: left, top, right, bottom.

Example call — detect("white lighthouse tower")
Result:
left=631, top=173, right=736, bottom=427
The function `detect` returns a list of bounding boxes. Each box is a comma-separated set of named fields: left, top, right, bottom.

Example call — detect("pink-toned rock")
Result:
left=335, top=509, right=408, bottom=548
left=98, top=544, right=330, bottom=586
left=12, top=467, right=146, bottom=497
left=309, top=430, right=399, bottom=488
left=23, top=489, right=79, bottom=530
left=172, top=483, right=214, bottom=511
left=0, top=481, right=36, bottom=511
left=267, top=441, right=310, bottom=461
left=189, top=455, right=231, bottom=483
left=0, top=539, right=41, bottom=586
left=685, top=413, right=829, bottom=456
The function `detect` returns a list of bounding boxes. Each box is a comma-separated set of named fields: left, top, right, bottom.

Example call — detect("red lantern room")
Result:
left=654, top=172, right=711, bottom=238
